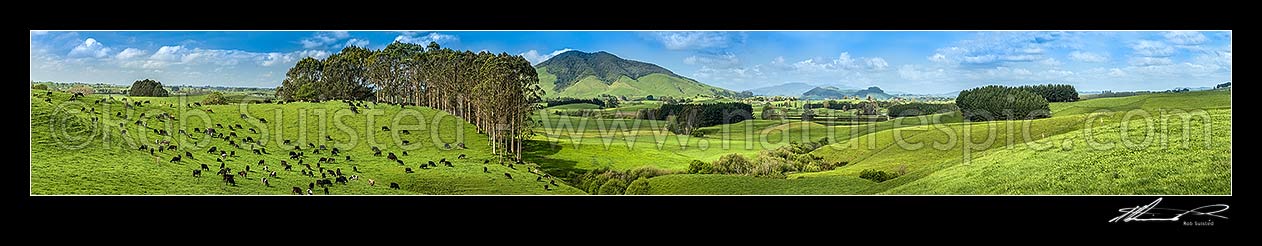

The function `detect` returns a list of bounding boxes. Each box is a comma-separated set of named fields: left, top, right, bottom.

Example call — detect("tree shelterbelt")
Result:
left=275, top=42, right=544, bottom=162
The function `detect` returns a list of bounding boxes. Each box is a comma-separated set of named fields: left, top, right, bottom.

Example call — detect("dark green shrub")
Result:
left=202, top=92, right=228, bottom=105
left=711, top=153, right=753, bottom=175
left=598, top=179, right=628, bottom=195
left=625, top=177, right=651, bottom=195
left=859, top=169, right=899, bottom=182
left=128, top=79, right=169, bottom=97
left=687, top=160, right=713, bottom=174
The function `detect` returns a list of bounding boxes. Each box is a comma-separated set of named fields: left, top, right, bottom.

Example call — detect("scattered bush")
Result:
left=32, top=84, right=48, bottom=90
left=956, top=85, right=1050, bottom=122
left=624, top=177, right=651, bottom=195
left=201, top=92, right=228, bottom=105
left=598, top=179, right=628, bottom=195
left=712, top=153, right=753, bottom=175
left=687, top=160, right=713, bottom=174
left=859, top=169, right=900, bottom=182
left=761, top=106, right=785, bottom=120
left=575, top=166, right=679, bottom=195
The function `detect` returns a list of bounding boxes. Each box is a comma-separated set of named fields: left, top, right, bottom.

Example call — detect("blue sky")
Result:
left=30, top=31, right=1231, bottom=94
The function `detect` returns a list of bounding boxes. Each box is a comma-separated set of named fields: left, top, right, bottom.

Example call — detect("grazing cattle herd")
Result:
left=37, top=92, right=563, bottom=195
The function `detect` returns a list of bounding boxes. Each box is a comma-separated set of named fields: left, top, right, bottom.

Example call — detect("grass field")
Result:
left=528, top=89, right=1230, bottom=195
left=31, top=90, right=584, bottom=195
left=31, top=88, right=1231, bottom=195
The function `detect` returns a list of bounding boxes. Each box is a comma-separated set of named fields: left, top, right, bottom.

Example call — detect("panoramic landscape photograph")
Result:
left=29, top=30, right=1231, bottom=195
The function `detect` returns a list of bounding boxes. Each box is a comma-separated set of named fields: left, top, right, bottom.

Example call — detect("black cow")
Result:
left=336, top=176, right=348, bottom=184
left=458, top=154, right=467, bottom=159
left=259, top=118, right=267, bottom=123
left=390, top=183, right=400, bottom=189
left=405, top=168, right=414, bottom=173
left=253, top=149, right=261, bottom=155
left=401, top=130, right=410, bottom=135
left=169, top=156, right=181, bottom=163
left=483, top=166, right=488, bottom=173
left=346, top=155, right=352, bottom=161
left=504, top=173, right=513, bottom=179
left=201, top=163, right=210, bottom=170
left=185, top=151, right=194, bottom=159
left=381, top=126, right=390, bottom=131
left=308, top=143, right=315, bottom=148
left=207, top=146, right=218, bottom=153
left=309, top=182, right=315, bottom=189
left=387, top=152, right=397, bottom=160
left=402, top=151, right=408, bottom=156
left=292, top=187, right=303, bottom=194
left=396, top=159, right=404, bottom=166
left=324, top=187, right=330, bottom=195
left=402, top=140, right=410, bottom=145
left=223, top=174, right=237, bottom=186
left=192, top=169, right=202, bottom=177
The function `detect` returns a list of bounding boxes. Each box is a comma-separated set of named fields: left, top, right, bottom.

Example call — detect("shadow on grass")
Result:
left=522, top=139, right=586, bottom=182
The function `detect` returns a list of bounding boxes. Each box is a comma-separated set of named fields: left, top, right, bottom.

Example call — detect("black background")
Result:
left=22, top=3, right=1235, bottom=233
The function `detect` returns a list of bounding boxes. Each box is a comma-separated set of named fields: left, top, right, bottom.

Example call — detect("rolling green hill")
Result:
left=637, top=89, right=1230, bottom=195
left=535, top=51, right=735, bottom=98
left=31, top=90, right=584, bottom=195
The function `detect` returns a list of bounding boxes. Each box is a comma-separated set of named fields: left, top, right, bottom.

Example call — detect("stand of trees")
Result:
left=887, top=103, right=958, bottom=117
left=1015, top=84, right=1079, bottom=102
left=956, top=85, right=1050, bottom=122
left=275, top=42, right=544, bottom=161
left=128, top=79, right=169, bottom=97
left=638, top=102, right=753, bottom=135
left=545, top=97, right=617, bottom=108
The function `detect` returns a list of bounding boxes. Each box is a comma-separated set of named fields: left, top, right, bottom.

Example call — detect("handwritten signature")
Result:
left=1109, top=198, right=1229, bottom=223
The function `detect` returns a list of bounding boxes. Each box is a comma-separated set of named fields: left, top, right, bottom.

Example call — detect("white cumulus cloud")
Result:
left=69, top=38, right=112, bottom=58
left=519, top=48, right=575, bottom=65
left=115, top=48, right=147, bottom=60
